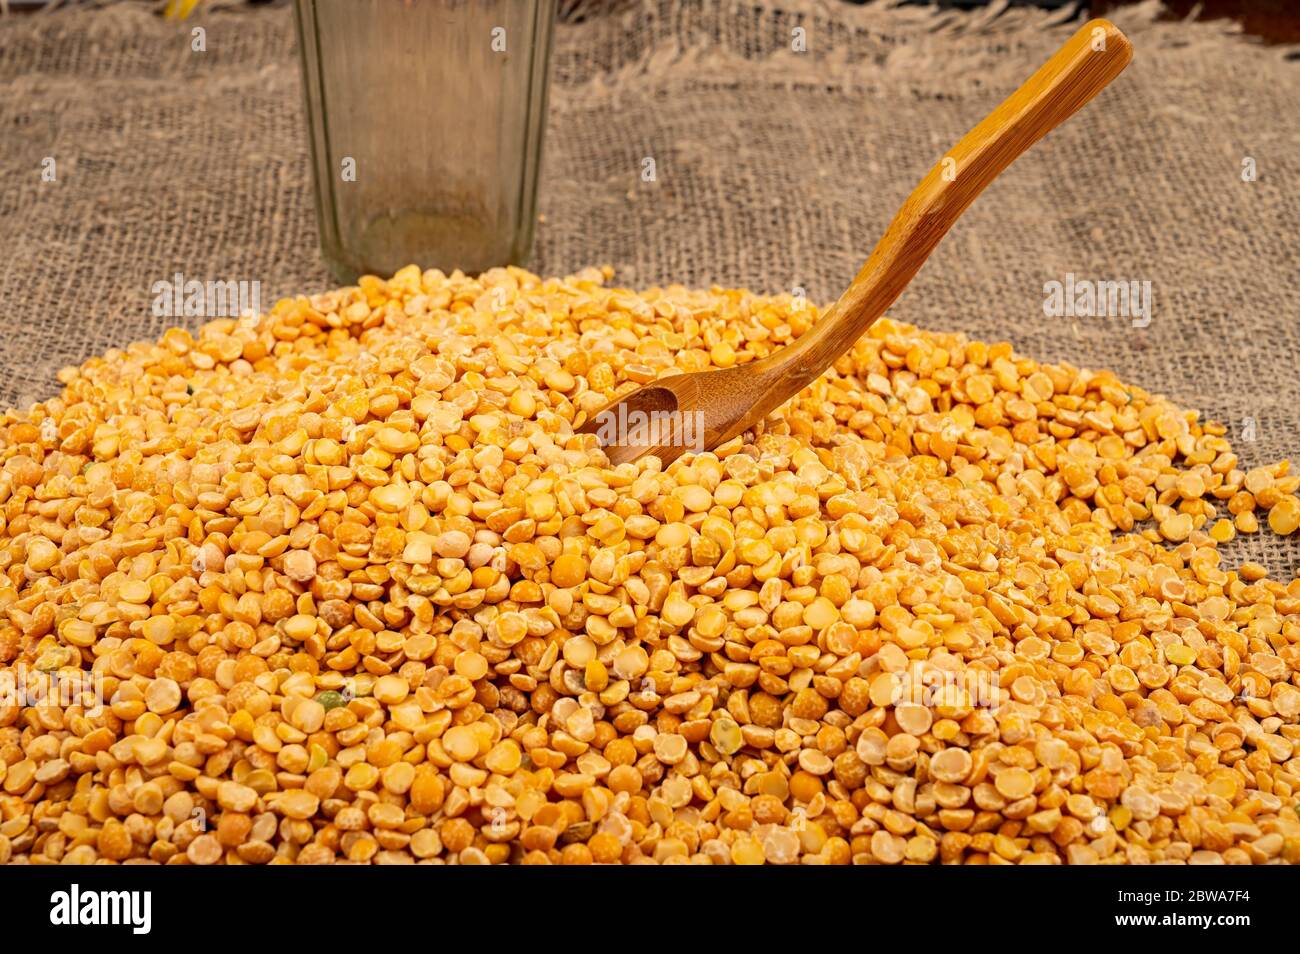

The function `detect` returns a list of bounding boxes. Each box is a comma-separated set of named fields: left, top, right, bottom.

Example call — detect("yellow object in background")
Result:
left=162, top=0, right=203, bottom=19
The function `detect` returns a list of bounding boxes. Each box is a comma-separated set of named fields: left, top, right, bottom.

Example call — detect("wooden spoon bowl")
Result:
left=579, top=19, right=1133, bottom=468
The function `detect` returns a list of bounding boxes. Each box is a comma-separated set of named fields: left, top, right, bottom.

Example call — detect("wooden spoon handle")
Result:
left=756, top=19, right=1132, bottom=401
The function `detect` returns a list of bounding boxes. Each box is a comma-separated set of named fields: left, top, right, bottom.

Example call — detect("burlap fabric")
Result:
left=1, top=0, right=1297, bottom=572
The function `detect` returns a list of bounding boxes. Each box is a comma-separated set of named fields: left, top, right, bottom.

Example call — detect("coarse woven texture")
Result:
left=1, top=0, right=1297, bottom=572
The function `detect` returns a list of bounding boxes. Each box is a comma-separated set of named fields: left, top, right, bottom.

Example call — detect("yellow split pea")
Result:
left=0, top=263, right=1297, bottom=866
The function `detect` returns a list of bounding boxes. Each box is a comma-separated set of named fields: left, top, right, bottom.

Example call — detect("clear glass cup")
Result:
left=293, top=0, right=556, bottom=282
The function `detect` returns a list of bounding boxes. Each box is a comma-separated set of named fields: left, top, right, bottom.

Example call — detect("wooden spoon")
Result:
left=578, top=18, right=1133, bottom=467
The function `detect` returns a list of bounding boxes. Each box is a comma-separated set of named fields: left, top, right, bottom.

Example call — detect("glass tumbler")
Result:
left=293, top=0, right=556, bottom=282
